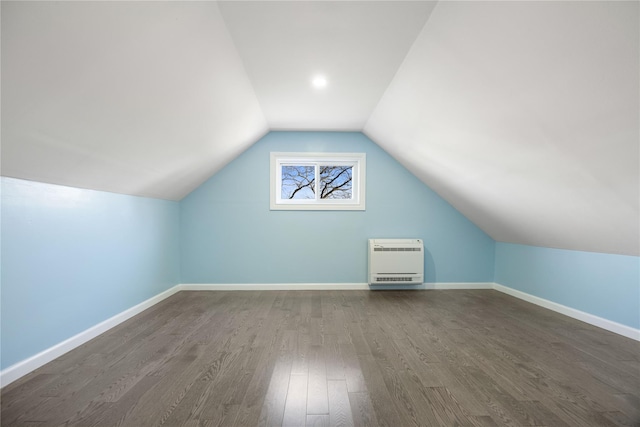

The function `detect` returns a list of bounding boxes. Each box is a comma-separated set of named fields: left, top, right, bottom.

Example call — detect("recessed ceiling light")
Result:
left=312, top=75, right=327, bottom=89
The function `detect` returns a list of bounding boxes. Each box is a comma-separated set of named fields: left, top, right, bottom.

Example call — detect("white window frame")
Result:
left=270, top=152, right=366, bottom=211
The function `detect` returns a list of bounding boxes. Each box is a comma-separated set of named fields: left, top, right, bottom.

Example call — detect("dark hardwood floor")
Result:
left=2, top=290, right=639, bottom=426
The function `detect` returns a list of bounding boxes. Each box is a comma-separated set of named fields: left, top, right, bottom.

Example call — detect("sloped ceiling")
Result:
left=218, top=1, right=435, bottom=129
left=1, top=1, right=268, bottom=200
left=1, top=1, right=638, bottom=256
left=364, top=1, right=639, bottom=256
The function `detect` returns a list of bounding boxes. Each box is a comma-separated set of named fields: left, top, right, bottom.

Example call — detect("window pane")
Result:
left=319, top=166, right=353, bottom=199
left=281, top=165, right=315, bottom=199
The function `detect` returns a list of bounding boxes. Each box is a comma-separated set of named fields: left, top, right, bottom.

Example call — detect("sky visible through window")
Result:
left=281, top=165, right=353, bottom=200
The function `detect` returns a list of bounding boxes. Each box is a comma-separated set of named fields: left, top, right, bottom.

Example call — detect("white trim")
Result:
left=4, top=281, right=637, bottom=388
left=493, top=283, right=640, bottom=342
left=425, top=282, right=494, bottom=290
left=270, top=152, right=366, bottom=211
left=180, top=282, right=493, bottom=291
left=180, top=283, right=370, bottom=291
left=0, top=285, right=181, bottom=388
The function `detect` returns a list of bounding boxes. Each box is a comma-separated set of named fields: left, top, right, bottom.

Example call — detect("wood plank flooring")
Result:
left=1, top=290, right=639, bottom=426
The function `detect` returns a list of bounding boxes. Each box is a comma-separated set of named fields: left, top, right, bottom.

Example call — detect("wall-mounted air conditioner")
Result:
left=368, top=239, right=424, bottom=285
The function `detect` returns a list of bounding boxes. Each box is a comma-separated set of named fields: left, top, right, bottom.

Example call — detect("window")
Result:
left=270, top=152, right=366, bottom=210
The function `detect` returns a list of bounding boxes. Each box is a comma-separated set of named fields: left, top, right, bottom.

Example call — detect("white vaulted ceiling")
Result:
left=1, top=1, right=638, bottom=255
left=218, top=1, right=435, bottom=129
left=1, top=1, right=268, bottom=200
left=364, top=1, right=639, bottom=255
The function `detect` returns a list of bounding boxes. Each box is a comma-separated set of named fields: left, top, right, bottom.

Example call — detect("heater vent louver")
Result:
left=375, top=277, right=415, bottom=282
left=373, top=247, right=421, bottom=252
left=368, top=239, right=424, bottom=286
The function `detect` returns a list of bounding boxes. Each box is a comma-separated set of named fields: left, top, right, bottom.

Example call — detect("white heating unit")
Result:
left=368, top=239, right=424, bottom=284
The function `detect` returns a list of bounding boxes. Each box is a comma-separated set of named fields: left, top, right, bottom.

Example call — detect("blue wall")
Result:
left=495, top=242, right=640, bottom=329
left=180, top=131, right=495, bottom=284
left=2, top=132, right=638, bottom=374
left=1, top=177, right=180, bottom=369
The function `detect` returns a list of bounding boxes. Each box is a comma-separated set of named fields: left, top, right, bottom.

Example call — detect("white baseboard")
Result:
left=0, top=285, right=182, bottom=388
left=3, top=281, right=637, bottom=388
left=426, top=282, right=494, bottom=290
left=493, top=283, right=640, bottom=342
left=179, top=283, right=370, bottom=291
left=200, top=282, right=637, bottom=340
left=180, top=282, right=493, bottom=291
left=1, top=282, right=486, bottom=387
